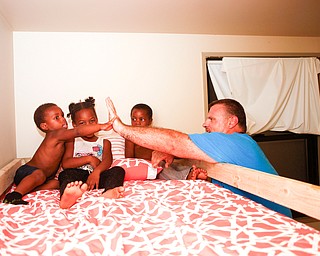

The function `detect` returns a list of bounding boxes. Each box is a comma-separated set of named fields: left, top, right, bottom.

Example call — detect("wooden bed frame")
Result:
left=0, top=158, right=26, bottom=197
left=177, top=159, right=320, bottom=220
left=1, top=158, right=320, bottom=220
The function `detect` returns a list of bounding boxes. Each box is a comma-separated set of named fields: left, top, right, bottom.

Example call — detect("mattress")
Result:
left=1, top=179, right=319, bottom=255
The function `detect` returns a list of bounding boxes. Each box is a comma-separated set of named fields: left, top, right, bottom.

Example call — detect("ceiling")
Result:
left=0, top=0, right=319, bottom=37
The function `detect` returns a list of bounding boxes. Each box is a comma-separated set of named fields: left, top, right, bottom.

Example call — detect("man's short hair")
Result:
left=209, top=99, right=247, bottom=133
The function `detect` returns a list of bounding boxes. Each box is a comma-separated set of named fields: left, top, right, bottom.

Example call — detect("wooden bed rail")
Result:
left=179, top=159, right=320, bottom=220
left=1, top=158, right=320, bottom=220
left=0, top=159, right=23, bottom=196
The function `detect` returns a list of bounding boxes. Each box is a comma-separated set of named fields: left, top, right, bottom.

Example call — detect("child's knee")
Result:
left=113, top=166, right=125, bottom=176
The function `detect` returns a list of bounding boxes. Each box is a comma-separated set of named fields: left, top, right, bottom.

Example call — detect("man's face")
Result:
left=202, top=104, right=231, bottom=133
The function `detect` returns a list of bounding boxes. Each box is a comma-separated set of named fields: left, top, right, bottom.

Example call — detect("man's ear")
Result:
left=228, top=116, right=239, bottom=128
left=40, top=122, right=48, bottom=131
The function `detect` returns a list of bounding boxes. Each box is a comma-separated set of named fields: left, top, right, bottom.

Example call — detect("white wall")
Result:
left=13, top=32, right=320, bottom=158
left=0, top=14, right=15, bottom=167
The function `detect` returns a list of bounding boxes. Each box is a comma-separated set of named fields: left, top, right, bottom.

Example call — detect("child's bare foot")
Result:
left=100, top=186, right=124, bottom=199
left=197, top=169, right=208, bottom=180
left=60, top=181, right=88, bottom=209
left=187, top=165, right=208, bottom=181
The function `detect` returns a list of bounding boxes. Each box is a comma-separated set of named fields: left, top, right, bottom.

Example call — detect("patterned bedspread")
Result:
left=1, top=180, right=319, bottom=256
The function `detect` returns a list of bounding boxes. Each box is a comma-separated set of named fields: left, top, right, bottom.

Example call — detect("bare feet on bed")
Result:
left=187, top=165, right=208, bottom=181
left=60, top=181, right=88, bottom=209
left=100, top=186, right=125, bottom=199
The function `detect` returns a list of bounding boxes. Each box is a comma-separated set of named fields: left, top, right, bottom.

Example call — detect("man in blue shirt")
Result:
left=106, top=97, right=292, bottom=218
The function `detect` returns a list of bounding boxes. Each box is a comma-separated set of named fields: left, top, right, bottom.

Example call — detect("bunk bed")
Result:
left=0, top=158, right=319, bottom=255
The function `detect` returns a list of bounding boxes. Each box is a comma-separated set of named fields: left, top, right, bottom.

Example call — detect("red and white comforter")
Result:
left=1, top=180, right=319, bottom=255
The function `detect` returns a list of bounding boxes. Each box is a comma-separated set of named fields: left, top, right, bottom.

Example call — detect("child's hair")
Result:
left=34, top=103, right=57, bottom=132
left=131, top=103, right=153, bottom=120
left=67, top=96, right=97, bottom=122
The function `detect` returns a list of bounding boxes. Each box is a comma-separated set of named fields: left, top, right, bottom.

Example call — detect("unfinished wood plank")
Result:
left=192, top=161, right=320, bottom=220
left=176, top=159, right=320, bottom=219
left=0, top=158, right=23, bottom=196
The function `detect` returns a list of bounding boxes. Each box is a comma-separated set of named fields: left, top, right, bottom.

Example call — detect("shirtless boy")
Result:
left=125, top=103, right=207, bottom=181
left=125, top=103, right=153, bottom=160
left=3, top=103, right=114, bottom=205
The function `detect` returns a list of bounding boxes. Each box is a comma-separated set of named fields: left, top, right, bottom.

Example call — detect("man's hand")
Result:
left=105, top=97, right=118, bottom=121
left=105, top=97, right=124, bottom=133
left=151, top=151, right=174, bottom=168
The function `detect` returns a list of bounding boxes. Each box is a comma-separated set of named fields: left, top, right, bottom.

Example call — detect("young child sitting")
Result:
left=59, top=97, right=125, bottom=209
left=3, top=102, right=113, bottom=205
left=125, top=103, right=153, bottom=160
left=124, top=103, right=206, bottom=181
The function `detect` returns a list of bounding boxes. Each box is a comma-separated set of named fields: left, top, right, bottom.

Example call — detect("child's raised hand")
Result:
left=101, top=118, right=115, bottom=131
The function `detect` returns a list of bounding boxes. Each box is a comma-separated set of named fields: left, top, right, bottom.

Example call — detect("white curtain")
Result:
left=207, top=57, right=320, bottom=135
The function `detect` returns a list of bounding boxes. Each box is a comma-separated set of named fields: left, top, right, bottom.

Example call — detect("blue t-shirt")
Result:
left=189, top=132, right=292, bottom=218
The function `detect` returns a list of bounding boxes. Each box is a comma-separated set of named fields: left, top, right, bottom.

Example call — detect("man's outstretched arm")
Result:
left=106, top=97, right=215, bottom=164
